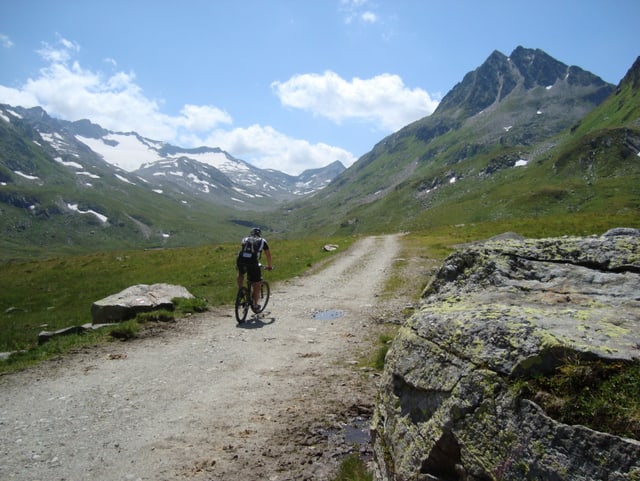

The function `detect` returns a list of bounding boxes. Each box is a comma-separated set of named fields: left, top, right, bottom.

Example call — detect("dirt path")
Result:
left=0, top=235, right=405, bottom=481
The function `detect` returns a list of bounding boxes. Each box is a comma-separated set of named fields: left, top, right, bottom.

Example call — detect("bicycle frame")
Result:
left=235, top=264, right=271, bottom=323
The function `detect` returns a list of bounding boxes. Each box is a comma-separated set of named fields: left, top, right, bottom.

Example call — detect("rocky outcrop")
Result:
left=372, top=228, right=640, bottom=481
left=91, top=283, right=194, bottom=324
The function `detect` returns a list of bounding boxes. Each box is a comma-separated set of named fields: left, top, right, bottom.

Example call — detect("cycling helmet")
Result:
left=250, top=227, right=262, bottom=237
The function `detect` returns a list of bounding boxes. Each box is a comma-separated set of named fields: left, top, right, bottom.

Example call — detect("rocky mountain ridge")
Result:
left=1, top=105, right=345, bottom=208
left=435, top=46, right=613, bottom=149
left=0, top=103, right=345, bottom=257
left=438, top=46, right=612, bottom=119
left=2, top=46, right=638, bottom=258
left=274, top=46, right=633, bottom=236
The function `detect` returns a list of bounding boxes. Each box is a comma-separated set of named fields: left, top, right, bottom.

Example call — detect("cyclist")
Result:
left=236, top=227, right=273, bottom=310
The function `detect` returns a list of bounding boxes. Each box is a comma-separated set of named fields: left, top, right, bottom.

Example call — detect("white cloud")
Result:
left=37, top=36, right=79, bottom=63
left=17, top=60, right=184, bottom=140
left=0, top=85, right=38, bottom=107
left=340, top=0, right=378, bottom=24
left=179, top=104, right=232, bottom=131
left=205, top=124, right=357, bottom=175
left=0, top=36, right=357, bottom=175
left=361, top=11, right=378, bottom=23
left=272, top=71, right=439, bottom=131
left=0, top=33, right=14, bottom=49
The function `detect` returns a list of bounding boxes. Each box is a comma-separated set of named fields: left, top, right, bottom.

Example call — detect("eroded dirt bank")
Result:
left=1, top=235, right=406, bottom=481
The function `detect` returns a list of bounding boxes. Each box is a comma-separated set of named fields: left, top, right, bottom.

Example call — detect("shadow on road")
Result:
left=237, top=314, right=276, bottom=329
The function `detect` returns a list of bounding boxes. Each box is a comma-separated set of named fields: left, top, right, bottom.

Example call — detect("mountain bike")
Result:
left=235, top=264, right=271, bottom=323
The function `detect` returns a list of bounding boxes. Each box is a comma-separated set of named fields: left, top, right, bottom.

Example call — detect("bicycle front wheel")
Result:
left=257, top=281, right=270, bottom=312
left=235, top=287, right=250, bottom=323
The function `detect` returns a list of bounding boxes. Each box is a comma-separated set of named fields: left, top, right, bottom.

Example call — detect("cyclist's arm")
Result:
left=264, top=248, right=273, bottom=269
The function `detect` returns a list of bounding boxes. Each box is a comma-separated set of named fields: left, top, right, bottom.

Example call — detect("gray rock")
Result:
left=372, top=230, right=640, bottom=481
left=38, top=325, right=85, bottom=345
left=604, top=227, right=640, bottom=237
left=91, top=283, right=194, bottom=324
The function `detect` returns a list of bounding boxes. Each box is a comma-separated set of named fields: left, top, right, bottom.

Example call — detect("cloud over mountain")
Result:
left=272, top=71, right=439, bottom=131
left=0, top=34, right=438, bottom=175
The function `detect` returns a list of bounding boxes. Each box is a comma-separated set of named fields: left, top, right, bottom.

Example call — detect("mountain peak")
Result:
left=70, top=118, right=109, bottom=138
left=434, top=47, right=612, bottom=120
left=509, top=46, right=568, bottom=89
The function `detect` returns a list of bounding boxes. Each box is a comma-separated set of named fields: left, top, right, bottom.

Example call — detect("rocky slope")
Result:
left=275, top=46, right=623, bottom=236
left=372, top=228, right=640, bottom=480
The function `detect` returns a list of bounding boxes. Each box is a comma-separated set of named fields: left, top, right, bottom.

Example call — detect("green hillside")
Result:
left=0, top=113, right=248, bottom=260
left=1, top=50, right=638, bottom=261
left=265, top=53, right=640, bottom=238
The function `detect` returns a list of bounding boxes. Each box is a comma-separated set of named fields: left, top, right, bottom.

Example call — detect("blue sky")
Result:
left=1, top=0, right=638, bottom=175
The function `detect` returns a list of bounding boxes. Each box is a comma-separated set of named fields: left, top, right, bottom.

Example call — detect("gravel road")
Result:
left=1, top=235, right=405, bottom=481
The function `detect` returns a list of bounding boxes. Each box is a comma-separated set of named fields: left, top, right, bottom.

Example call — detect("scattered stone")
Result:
left=91, top=283, right=194, bottom=324
left=0, top=351, right=23, bottom=361
left=29, top=285, right=193, bottom=345
left=4, top=306, right=24, bottom=314
left=604, top=227, right=640, bottom=237
left=323, top=244, right=339, bottom=252
left=38, top=325, right=85, bottom=345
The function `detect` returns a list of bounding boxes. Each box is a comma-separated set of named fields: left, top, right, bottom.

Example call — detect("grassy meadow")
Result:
left=0, top=236, right=354, bottom=361
left=4, top=213, right=636, bottom=372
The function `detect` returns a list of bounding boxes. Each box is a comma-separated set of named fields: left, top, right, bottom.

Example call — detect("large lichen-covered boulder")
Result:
left=372, top=228, right=640, bottom=481
left=91, top=283, right=194, bottom=324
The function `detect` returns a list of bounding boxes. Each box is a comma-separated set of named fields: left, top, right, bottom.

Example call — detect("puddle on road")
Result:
left=344, top=419, right=370, bottom=445
left=313, top=310, right=344, bottom=320
left=320, top=416, right=371, bottom=449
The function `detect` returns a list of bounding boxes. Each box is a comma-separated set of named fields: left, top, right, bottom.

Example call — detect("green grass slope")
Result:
left=0, top=235, right=353, bottom=366
left=266, top=57, right=640, bottom=238
left=0, top=115, right=249, bottom=260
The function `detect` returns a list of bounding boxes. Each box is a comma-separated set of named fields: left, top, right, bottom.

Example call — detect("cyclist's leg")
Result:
left=247, top=264, right=262, bottom=308
left=236, top=261, right=247, bottom=289
left=252, top=280, right=262, bottom=307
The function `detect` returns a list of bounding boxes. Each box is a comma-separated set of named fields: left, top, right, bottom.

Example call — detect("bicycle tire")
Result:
left=235, top=287, right=250, bottom=323
left=258, top=281, right=270, bottom=312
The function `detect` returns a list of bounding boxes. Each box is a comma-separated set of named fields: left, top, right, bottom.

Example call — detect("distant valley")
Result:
left=1, top=46, right=638, bottom=259
left=0, top=104, right=344, bottom=258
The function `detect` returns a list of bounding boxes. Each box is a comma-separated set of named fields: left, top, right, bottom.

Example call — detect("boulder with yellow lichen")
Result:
left=372, top=228, right=640, bottom=481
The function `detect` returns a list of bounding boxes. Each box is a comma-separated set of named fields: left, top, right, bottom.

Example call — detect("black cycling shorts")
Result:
left=237, top=260, right=262, bottom=283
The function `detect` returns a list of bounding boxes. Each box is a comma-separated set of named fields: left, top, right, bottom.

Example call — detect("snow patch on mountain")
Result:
left=187, top=173, right=218, bottom=192
left=14, top=171, right=40, bottom=181
left=76, top=133, right=162, bottom=171
left=114, top=174, right=136, bottom=185
left=0, top=108, right=22, bottom=122
left=77, top=171, right=100, bottom=179
left=172, top=150, right=249, bottom=174
left=40, top=132, right=75, bottom=153
left=55, top=157, right=83, bottom=169
left=1, top=103, right=346, bottom=212
left=67, top=203, right=108, bottom=223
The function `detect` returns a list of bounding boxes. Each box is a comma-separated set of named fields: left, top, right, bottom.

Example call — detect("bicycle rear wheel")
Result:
left=257, top=281, right=270, bottom=313
left=235, top=287, right=250, bottom=323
